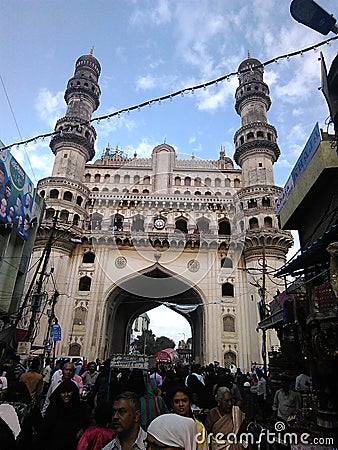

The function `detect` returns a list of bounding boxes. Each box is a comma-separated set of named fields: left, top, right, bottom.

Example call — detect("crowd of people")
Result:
left=0, top=355, right=308, bottom=449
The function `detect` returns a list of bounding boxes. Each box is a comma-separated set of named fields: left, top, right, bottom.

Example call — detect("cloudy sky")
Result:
left=1, top=0, right=337, bottom=344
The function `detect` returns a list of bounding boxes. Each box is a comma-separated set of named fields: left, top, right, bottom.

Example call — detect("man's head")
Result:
left=281, top=376, right=291, bottom=393
left=4, top=180, right=11, bottom=199
left=62, top=362, right=75, bottom=379
left=87, top=361, right=96, bottom=373
left=112, top=391, right=141, bottom=436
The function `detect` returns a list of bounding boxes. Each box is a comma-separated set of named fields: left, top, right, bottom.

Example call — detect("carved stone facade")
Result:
left=28, top=53, right=292, bottom=369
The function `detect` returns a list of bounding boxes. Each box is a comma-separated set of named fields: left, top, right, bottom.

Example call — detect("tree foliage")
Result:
left=133, top=330, right=175, bottom=355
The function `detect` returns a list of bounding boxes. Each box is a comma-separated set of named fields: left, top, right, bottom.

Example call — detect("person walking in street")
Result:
left=272, top=376, right=301, bottom=421
left=147, top=413, right=197, bottom=449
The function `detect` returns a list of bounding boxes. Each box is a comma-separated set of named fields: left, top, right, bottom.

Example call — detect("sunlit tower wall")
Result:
left=233, top=55, right=293, bottom=363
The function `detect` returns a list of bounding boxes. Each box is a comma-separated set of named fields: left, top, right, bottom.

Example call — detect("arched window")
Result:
left=184, top=190, right=191, bottom=195
left=124, top=175, right=130, bottom=184
left=205, top=191, right=212, bottom=196
left=215, top=192, right=222, bottom=197
left=175, top=218, right=188, bottom=234
left=174, top=190, right=180, bottom=195
left=224, top=351, right=236, bottom=368
left=134, top=175, right=140, bottom=184
left=82, top=252, right=95, bottom=263
left=222, top=282, right=234, bottom=297
left=247, top=132, right=254, bottom=140
left=205, top=178, right=211, bottom=187
left=91, top=213, right=103, bottom=230
left=114, top=174, right=120, bottom=184
left=79, top=276, right=91, bottom=291
left=223, top=316, right=235, bottom=332
left=73, top=214, right=80, bottom=226
left=76, top=196, right=83, bottom=206
left=111, top=214, right=124, bottom=231
left=234, top=178, right=240, bottom=188
left=240, top=136, right=244, bottom=145
left=143, top=176, right=150, bottom=185
left=102, top=187, right=109, bottom=192
left=262, top=197, right=271, bottom=207
left=60, top=210, right=69, bottom=222
left=248, top=199, right=257, bottom=208
left=131, top=215, right=144, bottom=232
left=218, top=219, right=231, bottom=235
left=45, top=208, right=55, bottom=220
left=194, top=191, right=201, bottom=196
left=73, top=306, right=86, bottom=325
left=92, top=187, right=99, bottom=192
left=85, top=173, right=91, bottom=182
left=221, top=258, right=233, bottom=269
left=197, top=217, right=209, bottom=233
left=40, top=190, right=45, bottom=198
left=195, top=177, right=201, bottom=187
left=50, top=189, right=59, bottom=199
left=112, top=188, right=119, bottom=193
left=267, top=133, right=272, bottom=141
left=215, top=178, right=221, bottom=187
left=225, top=178, right=231, bottom=187
left=175, top=177, right=181, bottom=186
left=104, top=174, right=110, bottom=181
left=69, top=343, right=81, bottom=356
left=257, top=131, right=264, bottom=138
left=94, top=174, right=101, bottom=182
left=184, top=177, right=191, bottom=186
left=249, top=217, right=259, bottom=229
left=143, top=189, right=149, bottom=194
left=132, top=189, right=139, bottom=194
left=264, top=216, right=273, bottom=228
left=63, top=191, right=73, bottom=202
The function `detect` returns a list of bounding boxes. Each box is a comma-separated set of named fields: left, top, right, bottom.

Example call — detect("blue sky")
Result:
left=1, top=0, right=337, bottom=344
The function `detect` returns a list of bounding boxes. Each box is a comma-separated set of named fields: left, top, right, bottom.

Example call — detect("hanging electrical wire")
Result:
left=1, top=36, right=337, bottom=153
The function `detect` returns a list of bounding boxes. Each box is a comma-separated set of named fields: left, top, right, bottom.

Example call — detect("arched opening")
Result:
left=221, top=258, right=233, bottom=269
left=224, top=351, right=237, bottom=368
left=73, top=214, right=80, bottom=226
left=248, top=199, right=257, bottom=209
left=105, top=266, right=204, bottom=362
left=79, top=276, right=91, bottom=291
left=175, top=218, right=188, bottom=234
left=69, top=343, right=81, bottom=356
left=249, top=217, right=259, bottom=229
left=131, top=215, right=145, bottom=232
left=262, top=197, right=271, bottom=207
left=184, top=177, right=191, bottom=186
left=114, top=174, right=120, bottom=184
left=76, top=196, right=83, bottom=206
left=218, top=219, right=231, bottom=235
left=111, top=213, right=124, bottom=231
left=222, top=282, right=234, bottom=297
left=82, top=252, right=95, bottom=264
left=194, top=177, right=201, bottom=187
left=264, top=216, right=273, bottom=228
left=143, top=176, right=150, bottom=185
left=94, top=174, right=101, bottom=182
left=50, top=189, right=59, bottom=199
left=63, top=191, right=73, bottom=202
left=91, top=212, right=103, bottom=230
left=196, top=217, right=209, bottom=233
left=60, top=210, right=69, bottom=222
left=174, top=176, right=181, bottom=186
left=223, top=315, right=235, bottom=332
left=73, top=306, right=87, bottom=326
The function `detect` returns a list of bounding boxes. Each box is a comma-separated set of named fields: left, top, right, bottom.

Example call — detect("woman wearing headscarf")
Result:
left=171, top=385, right=209, bottom=450
left=147, top=413, right=197, bottom=449
left=37, top=379, right=89, bottom=450
left=140, top=377, right=168, bottom=430
left=205, top=387, right=245, bottom=450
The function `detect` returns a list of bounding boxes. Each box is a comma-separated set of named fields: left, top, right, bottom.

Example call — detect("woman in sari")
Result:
left=205, top=387, right=245, bottom=450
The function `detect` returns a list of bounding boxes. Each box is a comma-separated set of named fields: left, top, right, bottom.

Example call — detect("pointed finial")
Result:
left=89, top=46, right=94, bottom=56
left=115, top=144, right=119, bottom=153
left=248, top=51, right=251, bottom=59
left=192, top=152, right=195, bottom=160
left=134, top=150, right=137, bottom=158
left=164, top=137, right=166, bottom=144
left=104, top=143, right=110, bottom=156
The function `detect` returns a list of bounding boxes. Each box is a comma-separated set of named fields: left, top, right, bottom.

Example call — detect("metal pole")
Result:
left=262, top=240, right=268, bottom=376
left=26, top=213, right=58, bottom=342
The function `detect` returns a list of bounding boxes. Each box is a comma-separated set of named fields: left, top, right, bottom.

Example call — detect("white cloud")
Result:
left=136, top=75, right=157, bottom=91
left=147, top=305, right=191, bottom=345
left=35, top=88, right=65, bottom=129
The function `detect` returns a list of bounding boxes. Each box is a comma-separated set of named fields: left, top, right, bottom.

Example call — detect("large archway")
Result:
left=104, top=265, right=205, bottom=363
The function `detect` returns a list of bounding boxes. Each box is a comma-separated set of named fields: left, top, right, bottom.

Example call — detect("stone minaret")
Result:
left=38, top=51, right=101, bottom=231
left=233, top=54, right=293, bottom=361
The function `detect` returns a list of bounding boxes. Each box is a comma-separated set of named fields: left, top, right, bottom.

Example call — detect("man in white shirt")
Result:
left=102, top=391, right=146, bottom=450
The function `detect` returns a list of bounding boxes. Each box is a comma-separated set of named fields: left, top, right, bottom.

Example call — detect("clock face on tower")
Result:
left=154, top=218, right=165, bottom=230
